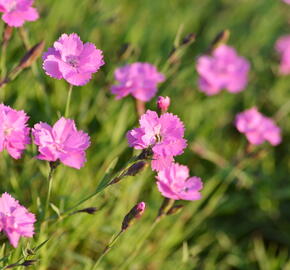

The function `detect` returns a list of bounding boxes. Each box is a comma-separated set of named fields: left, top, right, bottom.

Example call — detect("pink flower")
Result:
left=0, top=193, right=36, bottom=248
left=196, top=45, right=250, bottom=95
left=235, top=107, right=281, bottom=146
left=111, top=62, right=165, bottom=102
left=0, top=0, right=38, bottom=27
left=127, top=110, right=187, bottom=171
left=156, top=163, right=203, bottom=201
left=157, top=96, right=170, bottom=113
left=283, top=0, right=290, bottom=4
left=32, top=117, right=90, bottom=169
left=275, top=35, right=290, bottom=75
left=42, top=33, right=104, bottom=86
left=0, top=104, right=30, bottom=159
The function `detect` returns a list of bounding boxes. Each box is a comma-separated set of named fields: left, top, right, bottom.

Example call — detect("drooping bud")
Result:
left=157, top=96, right=170, bottom=114
left=72, top=207, right=98, bottom=215
left=157, top=198, right=175, bottom=220
left=166, top=205, right=184, bottom=216
left=121, top=202, right=146, bottom=231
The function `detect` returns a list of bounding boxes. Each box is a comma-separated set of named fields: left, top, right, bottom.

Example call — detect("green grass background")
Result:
left=0, top=0, right=290, bottom=269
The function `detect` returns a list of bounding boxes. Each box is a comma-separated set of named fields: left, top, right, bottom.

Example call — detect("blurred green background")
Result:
left=0, top=0, right=290, bottom=269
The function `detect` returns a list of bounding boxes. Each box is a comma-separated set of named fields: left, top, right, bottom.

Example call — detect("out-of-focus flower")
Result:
left=127, top=110, right=187, bottom=171
left=235, top=107, right=281, bottom=146
left=0, top=193, right=35, bottom=248
left=283, top=0, right=290, bottom=4
left=0, top=104, right=30, bottom=159
left=121, top=202, right=146, bottom=231
left=32, top=117, right=90, bottom=169
left=156, top=163, right=203, bottom=201
left=157, top=96, right=170, bottom=113
left=111, top=62, right=165, bottom=102
left=275, top=35, right=290, bottom=75
left=43, top=33, right=104, bottom=86
left=196, top=45, right=250, bottom=95
left=0, top=0, right=38, bottom=27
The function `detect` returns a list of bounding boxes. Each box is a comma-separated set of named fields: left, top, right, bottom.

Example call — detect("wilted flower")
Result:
left=111, top=62, right=165, bottom=102
left=196, top=44, right=250, bottom=95
left=235, top=107, right=281, bottom=146
left=157, top=96, right=170, bottom=113
left=0, top=0, right=39, bottom=27
left=156, top=163, right=203, bottom=201
left=275, top=35, right=290, bottom=75
left=121, top=202, right=146, bottom=231
left=32, top=117, right=90, bottom=169
left=127, top=110, right=187, bottom=171
left=0, top=104, right=30, bottom=159
left=42, top=33, right=104, bottom=86
left=0, top=193, right=35, bottom=248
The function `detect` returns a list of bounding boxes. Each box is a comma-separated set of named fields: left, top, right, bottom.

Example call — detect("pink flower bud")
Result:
left=121, top=202, right=146, bottom=231
left=157, top=96, right=170, bottom=113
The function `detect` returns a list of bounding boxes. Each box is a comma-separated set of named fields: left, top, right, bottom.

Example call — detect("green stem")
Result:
left=119, top=219, right=160, bottom=270
left=92, top=230, right=123, bottom=269
left=65, top=84, right=73, bottom=117
left=44, top=165, right=55, bottom=220
left=18, top=27, right=30, bottom=50
left=1, top=41, right=7, bottom=81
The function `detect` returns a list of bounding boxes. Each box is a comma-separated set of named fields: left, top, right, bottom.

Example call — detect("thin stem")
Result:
left=18, top=27, right=30, bottom=50
left=1, top=41, right=7, bottom=80
left=119, top=219, right=160, bottom=270
left=92, top=230, right=123, bottom=269
left=44, top=165, right=55, bottom=220
left=135, top=99, right=145, bottom=117
left=65, top=84, right=73, bottom=117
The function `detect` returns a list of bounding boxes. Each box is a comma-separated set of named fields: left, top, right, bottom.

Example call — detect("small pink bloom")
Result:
left=0, top=104, right=30, bottom=159
left=283, top=0, right=290, bottom=4
left=121, top=202, right=146, bottom=231
left=157, top=96, right=170, bottom=113
left=0, top=0, right=38, bottom=27
left=111, top=62, right=165, bottom=102
left=196, top=45, right=250, bottom=95
left=32, top=117, right=90, bottom=169
left=0, top=193, right=36, bottom=248
left=275, top=35, right=290, bottom=75
left=235, top=107, right=281, bottom=146
left=156, top=163, right=203, bottom=201
left=43, top=33, right=104, bottom=86
left=127, top=110, right=187, bottom=171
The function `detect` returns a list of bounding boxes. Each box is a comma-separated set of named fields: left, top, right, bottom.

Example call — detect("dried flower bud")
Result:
left=166, top=205, right=184, bottom=216
left=181, top=33, right=196, bottom=46
left=18, top=41, right=45, bottom=69
left=121, top=202, right=146, bottom=231
left=21, top=260, right=37, bottom=267
left=137, top=148, right=153, bottom=160
left=157, top=96, right=170, bottom=114
left=2, top=25, right=13, bottom=45
left=74, top=207, right=98, bottom=215
left=125, top=161, right=147, bottom=176
left=210, top=29, right=230, bottom=51
left=157, top=198, right=175, bottom=219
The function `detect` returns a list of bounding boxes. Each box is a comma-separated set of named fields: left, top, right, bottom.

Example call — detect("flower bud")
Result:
left=157, top=96, right=170, bottom=114
left=125, top=161, right=147, bottom=176
left=166, top=205, right=184, bottom=216
left=121, top=202, right=146, bottom=231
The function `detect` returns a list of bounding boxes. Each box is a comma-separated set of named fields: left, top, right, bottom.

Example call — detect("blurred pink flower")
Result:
left=0, top=193, right=35, bottom=248
left=156, top=163, right=203, bottom=201
left=157, top=96, right=170, bottom=113
left=0, top=0, right=38, bottom=27
left=111, top=62, right=165, bottom=102
left=275, top=35, right=290, bottom=75
left=43, top=33, right=104, bottom=86
left=235, top=107, right=281, bottom=146
left=127, top=110, right=187, bottom=171
left=32, top=117, right=90, bottom=169
left=283, top=0, right=290, bottom=4
left=0, top=104, right=30, bottom=159
left=196, top=45, right=250, bottom=95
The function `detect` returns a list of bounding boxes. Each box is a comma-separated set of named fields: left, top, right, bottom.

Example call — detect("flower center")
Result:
left=4, top=127, right=13, bottom=136
left=66, top=55, right=80, bottom=68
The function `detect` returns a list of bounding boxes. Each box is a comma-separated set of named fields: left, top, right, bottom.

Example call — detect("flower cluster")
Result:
left=111, top=62, right=165, bottom=102
left=196, top=45, right=250, bottom=95
left=0, top=193, right=35, bottom=248
left=235, top=107, right=281, bottom=146
left=275, top=35, right=290, bottom=75
left=127, top=102, right=204, bottom=201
